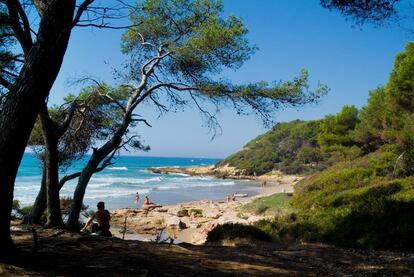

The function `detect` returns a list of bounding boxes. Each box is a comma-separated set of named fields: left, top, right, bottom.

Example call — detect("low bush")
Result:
left=206, top=223, right=271, bottom=243
left=19, top=205, right=48, bottom=224
left=287, top=150, right=414, bottom=250
left=189, top=208, right=203, bottom=217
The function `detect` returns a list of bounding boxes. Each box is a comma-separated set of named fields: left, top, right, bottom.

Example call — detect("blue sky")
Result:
left=49, top=0, right=411, bottom=159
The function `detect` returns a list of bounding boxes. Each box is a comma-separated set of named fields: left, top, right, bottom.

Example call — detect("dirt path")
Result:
left=1, top=229, right=413, bottom=276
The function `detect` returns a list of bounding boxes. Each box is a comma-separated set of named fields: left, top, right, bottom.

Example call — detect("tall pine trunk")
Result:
left=66, top=153, right=101, bottom=230
left=0, top=1, right=75, bottom=253
left=44, top=146, right=64, bottom=228
left=66, top=119, right=130, bottom=230
left=25, top=168, right=47, bottom=224
left=40, top=106, right=64, bottom=228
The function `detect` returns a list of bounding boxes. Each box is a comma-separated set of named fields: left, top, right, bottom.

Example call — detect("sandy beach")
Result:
left=110, top=170, right=301, bottom=244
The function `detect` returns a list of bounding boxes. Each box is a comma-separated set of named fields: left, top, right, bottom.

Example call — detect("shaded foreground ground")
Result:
left=1, top=227, right=413, bottom=276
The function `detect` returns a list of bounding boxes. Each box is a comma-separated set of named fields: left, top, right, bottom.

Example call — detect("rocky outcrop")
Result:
left=149, top=165, right=304, bottom=185
left=111, top=172, right=301, bottom=245
left=111, top=199, right=272, bottom=245
left=148, top=164, right=249, bottom=180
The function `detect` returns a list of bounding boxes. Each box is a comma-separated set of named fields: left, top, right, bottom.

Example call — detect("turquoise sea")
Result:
left=15, top=153, right=260, bottom=210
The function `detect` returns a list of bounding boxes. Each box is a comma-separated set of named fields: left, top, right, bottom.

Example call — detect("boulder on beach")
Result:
left=164, top=215, right=181, bottom=227
left=177, top=209, right=189, bottom=217
left=204, top=210, right=221, bottom=219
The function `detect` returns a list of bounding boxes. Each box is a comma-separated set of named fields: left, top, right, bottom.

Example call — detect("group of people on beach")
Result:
left=83, top=178, right=266, bottom=237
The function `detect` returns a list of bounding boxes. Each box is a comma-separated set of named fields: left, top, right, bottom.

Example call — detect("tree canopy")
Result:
left=320, top=0, right=400, bottom=25
left=120, top=0, right=328, bottom=130
left=0, top=7, right=17, bottom=95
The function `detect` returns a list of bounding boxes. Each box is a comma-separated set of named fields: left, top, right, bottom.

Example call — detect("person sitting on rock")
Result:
left=142, top=196, right=162, bottom=211
left=81, top=201, right=112, bottom=237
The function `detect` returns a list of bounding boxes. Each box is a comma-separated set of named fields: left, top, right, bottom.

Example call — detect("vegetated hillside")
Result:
left=219, top=104, right=361, bottom=175
left=219, top=120, right=323, bottom=175
left=215, top=42, right=414, bottom=250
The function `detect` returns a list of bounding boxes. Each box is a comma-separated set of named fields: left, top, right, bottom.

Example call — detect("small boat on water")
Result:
left=233, top=193, right=248, bottom=198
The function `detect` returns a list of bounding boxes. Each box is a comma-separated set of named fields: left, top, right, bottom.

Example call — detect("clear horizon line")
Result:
left=24, top=150, right=224, bottom=161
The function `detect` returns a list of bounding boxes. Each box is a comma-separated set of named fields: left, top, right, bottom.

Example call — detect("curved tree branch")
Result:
left=2, top=0, right=33, bottom=55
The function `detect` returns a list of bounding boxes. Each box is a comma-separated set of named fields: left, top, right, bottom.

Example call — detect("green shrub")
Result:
left=218, top=120, right=325, bottom=175
left=12, top=200, right=20, bottom=210
left=189, top=208, right=203, bottom=217
left=289, top=155, right=414, bottom=250
left=254, top=204, right=268, bottom=215
left=236, top=212, right=249, bottom=220
left=19, top=205, right=48, bottom=224
left=206, top=223, right=271, bottom=243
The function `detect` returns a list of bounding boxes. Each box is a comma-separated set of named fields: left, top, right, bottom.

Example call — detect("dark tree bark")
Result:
left=66, top=117, right=130, bottom=230
left=25, top=167, right=47, bottom=224
left=26, top=100, right=77, bottom=226
left=39, top=105, right=64, bottom=228
left=0, top=0, right=76, bottom=253
left=66, top=153, right=101, bottom=230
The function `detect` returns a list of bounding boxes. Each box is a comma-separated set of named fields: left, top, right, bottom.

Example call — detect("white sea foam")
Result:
left=168, top=172, right=190, bottom=177
left=168, top=175, right=213, bottom=182
left=108, top=166, right=128, bottom=171
left=90, top=176, right=162, bottom=185
left=85, top=188, right=151, bottom=199
left=155, top=180, right=235, bottom=190
left=88, top=183, right=112, bottom=188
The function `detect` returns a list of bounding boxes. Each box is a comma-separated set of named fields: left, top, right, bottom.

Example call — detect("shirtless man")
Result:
left=82, top=201, right=112, bottom=237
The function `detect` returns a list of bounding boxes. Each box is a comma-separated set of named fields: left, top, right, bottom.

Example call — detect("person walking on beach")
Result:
left=135, top=192, right=140, bottom=206
left=82, top=201, right=112, bottom=237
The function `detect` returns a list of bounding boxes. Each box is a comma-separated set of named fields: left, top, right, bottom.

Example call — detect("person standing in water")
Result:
left=135, top=192, right=140, bottom=206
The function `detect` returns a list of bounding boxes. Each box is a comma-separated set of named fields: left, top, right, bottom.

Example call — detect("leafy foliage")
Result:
left=0, top=8, right=18, bottom=95
left=288, top=151, right=414, bottom=249
left=219, top=120, right=325, bottom=175
left=121, top=0, right=328, bottom=131
left=189, top=208, right=203, bottom=217
left=320, top=0, right=400, bottom=25
left=224, top=42, right=414, bottom=250
left=28, top=85, right=130, bottom=169
left=206, top=223, right=271, bottom=243
left=219, top=104, right=364, bottom=175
